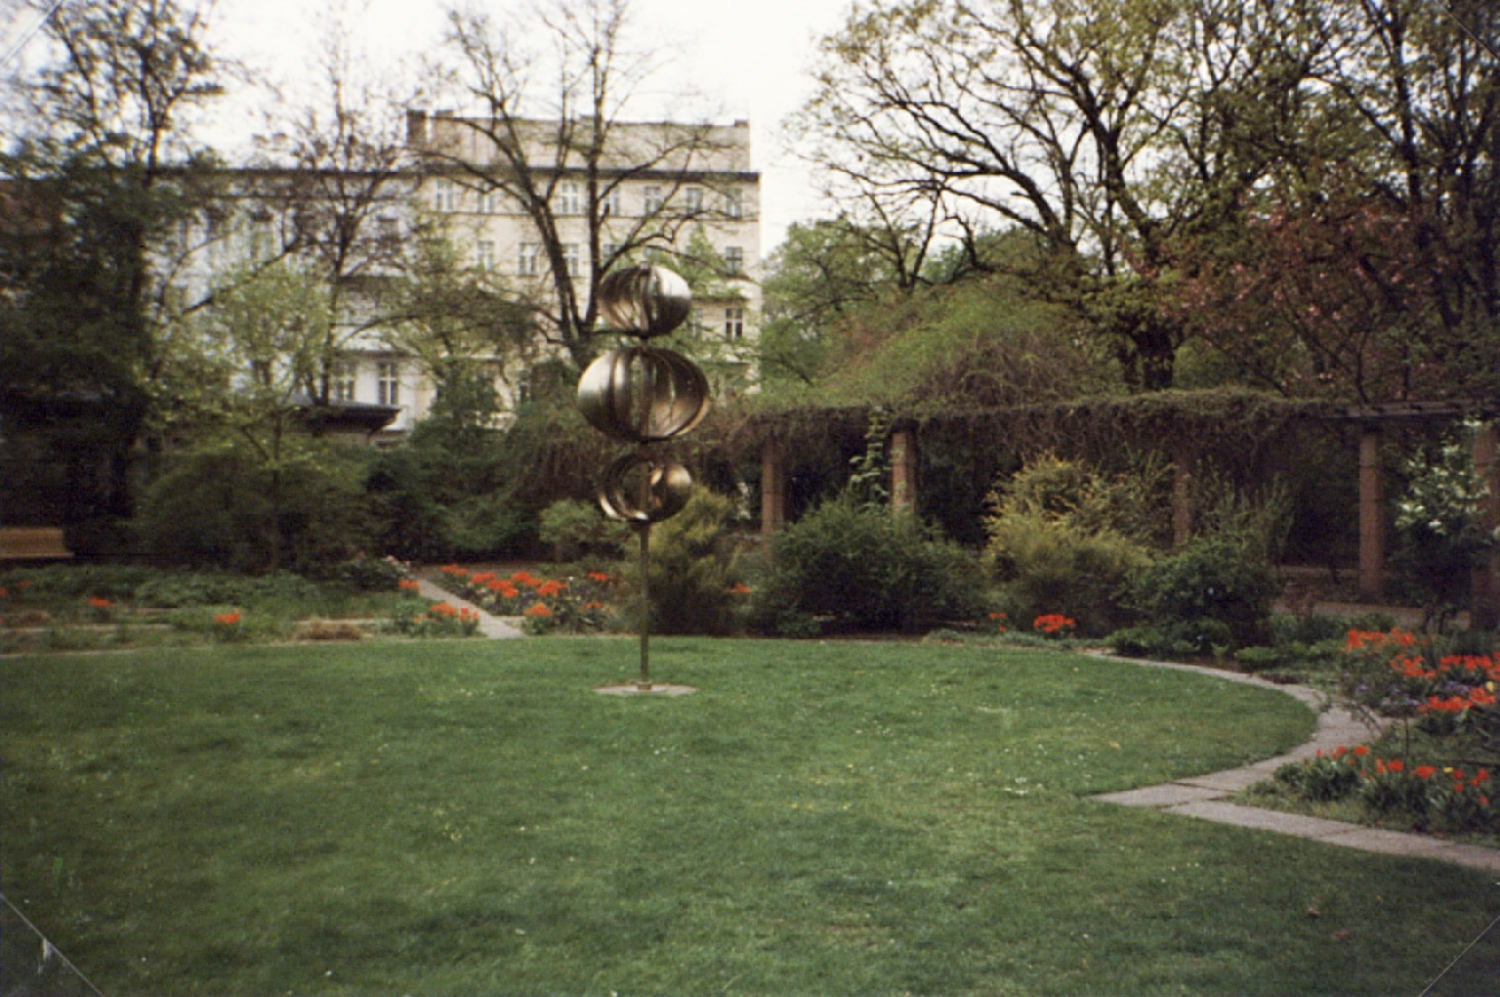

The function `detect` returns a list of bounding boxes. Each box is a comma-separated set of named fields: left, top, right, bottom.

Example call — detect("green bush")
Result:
left=134, top=434, right=373, bottom=574
left=538, top=499, right=632, bottom=561
left=985, top=512, right=1152, bottom=637
left=1108, top=620, right=1234, bottom=659
left=629, top=489, right=742, bottom=636
left=1127, top=535, right=1280, bottom=648
left=982, top=457, right=1161, bottom=636
left=307, top=554, right=406, bottom=593
left=989, top=454, right=1168, bottom=544
left=748, top=494, right=987, bottom=634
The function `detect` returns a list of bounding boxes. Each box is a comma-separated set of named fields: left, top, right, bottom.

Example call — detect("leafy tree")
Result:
left=796, top=0, right=1329, bottom=390
left=1173, top=1, right=1500, bottom=403
left=1, top=0, right=226, bottom=523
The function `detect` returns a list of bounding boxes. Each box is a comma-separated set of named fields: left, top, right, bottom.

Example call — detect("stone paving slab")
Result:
left=1094, top=783, right=1228, bottom=808
left=1165, top=800, right=1368, bottom=838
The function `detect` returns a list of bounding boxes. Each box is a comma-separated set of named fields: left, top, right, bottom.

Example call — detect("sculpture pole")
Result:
left=576, top=265, right=706, bottom=691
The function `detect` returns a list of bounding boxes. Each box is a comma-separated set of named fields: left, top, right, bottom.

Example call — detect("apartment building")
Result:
left=408, top=110, right=762, bottom=399
left=164, top=114, right=763, bottom=442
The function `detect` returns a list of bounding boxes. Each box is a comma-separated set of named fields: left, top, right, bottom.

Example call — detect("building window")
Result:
left=377, top=216, right=400, bottom=245
left=723, top=246, right=744, bottom=275
left=475, top=240, right=495, bottom=270
left=600, top=185, right=622, bottom=217
left=332, top=361, right=356, bottom=402
left=518, top=242, right=542, bottom=276
left=602, top=242, right=620, bottom=266
left=683, top=186, right=703, bottom=214
left=723, top=188, right=743, bottom=219
left=432, top=179, right=457, bottom=212
left=377, top=362, right=400, bottom=406
left=476, top=188, right=496, bottom=213
left=563, top=243, right=581, bottom=277
left=557, top=180, right=582, bottom=215
left=724, top=306, right=744, bottom=340
left=643, top=185, right=663, bottom=214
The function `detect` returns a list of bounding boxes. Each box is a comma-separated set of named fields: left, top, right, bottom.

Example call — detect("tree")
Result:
left=797, top=0, right=1327, bottom=390
left=427, top=0, right=746, bottom=369
left=0, top=0, right=226, bottom=524
left=1163, top=0, right=1500, bottom=403
left=1314, top=0, right=1500, bottom=392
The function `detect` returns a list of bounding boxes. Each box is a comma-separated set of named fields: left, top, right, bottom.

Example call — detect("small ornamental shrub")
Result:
left=1127, top=535, right=1279, bottom=648
left=985, top=512, right=1151, bottom=637
left=1390, top=420, right=1494, bottom=620
left=307, top=554, right=408, bottom=592
left=633, top=489, right=743, bottom=636
left=538, top=499, right=633, bottom=561
left=1107, top=619, right=1234, bottom=659
left=748, top=493, right=986, bottom=634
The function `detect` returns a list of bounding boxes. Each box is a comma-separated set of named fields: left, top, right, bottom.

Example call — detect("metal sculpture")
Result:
left=578, top=264, right=708, bottom=689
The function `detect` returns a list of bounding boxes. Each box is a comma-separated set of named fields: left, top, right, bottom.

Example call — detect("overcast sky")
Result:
left=201, top=0, right=857, bottom=252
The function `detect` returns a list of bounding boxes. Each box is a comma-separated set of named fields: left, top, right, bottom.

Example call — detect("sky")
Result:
left=199, top=0, right=858, bottom=252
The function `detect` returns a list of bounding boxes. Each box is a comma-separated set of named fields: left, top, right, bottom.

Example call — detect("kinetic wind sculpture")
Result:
left=577, top=264, right=709, bottom=689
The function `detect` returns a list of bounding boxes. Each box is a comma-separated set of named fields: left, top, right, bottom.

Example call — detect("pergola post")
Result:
left=760, top=439, right=786, bottom=536
left=1471, top=421, right=1500, bottom=630
left=1172, top=441, right=1194, bottom=547
left=1358, top=424, right=1386, bottom=603
left=890, top=430, right=917, bottom=516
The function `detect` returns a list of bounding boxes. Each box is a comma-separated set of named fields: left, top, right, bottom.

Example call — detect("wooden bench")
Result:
left=0, top=527, right=74, bottom=562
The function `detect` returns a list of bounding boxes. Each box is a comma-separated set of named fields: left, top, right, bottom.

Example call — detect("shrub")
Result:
left=988, top=454, right=1167, bottom=544
left=748, top=494, right=986, bottom=634
left=538, top=499, right=632, bottom=561
left=632, top=489, right=742, bottom=636
left=305, top=554, right=407, bottom=592
left=1108, top=620, right=1234, bottom=659
left=134, top=434, right=373, bottom=574
left=986, top=512, right=1151, bottom=637
left=1127, top=535, right=1279, bottom=648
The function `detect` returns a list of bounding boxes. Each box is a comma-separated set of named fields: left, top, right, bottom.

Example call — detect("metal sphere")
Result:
left=598, top=453, right=693, bottom=523
left=576, top=346, right=710, bottom=443
left=598, top=264, right=692, bottom=338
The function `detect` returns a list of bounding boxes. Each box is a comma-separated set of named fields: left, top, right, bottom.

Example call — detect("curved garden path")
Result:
left=1090, top=653, right=1500, bottom=873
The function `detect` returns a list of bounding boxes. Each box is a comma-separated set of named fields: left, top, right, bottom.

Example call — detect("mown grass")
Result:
left=2, top=639, right=1495, bottom=995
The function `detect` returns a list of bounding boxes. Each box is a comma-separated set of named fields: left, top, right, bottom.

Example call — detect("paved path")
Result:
left=415, top=579, right=526, bottom=639
left=1090, top=654, right=1500, bottom=873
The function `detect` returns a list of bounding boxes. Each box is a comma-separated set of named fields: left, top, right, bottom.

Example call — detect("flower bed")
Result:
left=433, top=565, right=616, bottom=634
left=1250, top=627, right=1500, bottom=839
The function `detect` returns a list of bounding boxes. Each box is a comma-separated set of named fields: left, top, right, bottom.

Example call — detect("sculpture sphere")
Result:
left=598, top=453, right=694, bottom=523
left=576, top=346, right=710, bottom=443
left=597, top=264, right=692, bottom=338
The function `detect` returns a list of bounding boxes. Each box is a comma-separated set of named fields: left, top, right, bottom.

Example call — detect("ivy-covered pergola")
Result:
left=727, top=390, right=1500, bottom=628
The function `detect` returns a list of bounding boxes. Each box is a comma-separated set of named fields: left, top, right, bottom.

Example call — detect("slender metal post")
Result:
left=638, top=520, right=651, bottom=689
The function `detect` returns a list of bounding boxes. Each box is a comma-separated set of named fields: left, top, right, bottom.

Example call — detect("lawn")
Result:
left=2, top=638, right=1496, bottom=995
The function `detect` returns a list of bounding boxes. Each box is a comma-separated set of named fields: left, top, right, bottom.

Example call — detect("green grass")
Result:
left=2, top=639, right=1495, bottom=995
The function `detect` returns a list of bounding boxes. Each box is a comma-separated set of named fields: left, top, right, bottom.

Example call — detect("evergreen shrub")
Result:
left=134, top=435, right=373, bottom=574
left=539, top=499, right=632, bottom=561
left=747, top=493, right=986, bottom=634
left=983, top=457, right=1159, bottom=636
left=627, top=489, right=742, bottom=636
left=1127, top=535, right=1280, bottom=648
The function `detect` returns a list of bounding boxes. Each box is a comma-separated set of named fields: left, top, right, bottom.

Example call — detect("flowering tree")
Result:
left=1393, top=421, right=1494, bottom=621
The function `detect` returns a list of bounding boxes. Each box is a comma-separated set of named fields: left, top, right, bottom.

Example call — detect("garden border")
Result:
left=1090, top=653, right=1500, bottom=873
